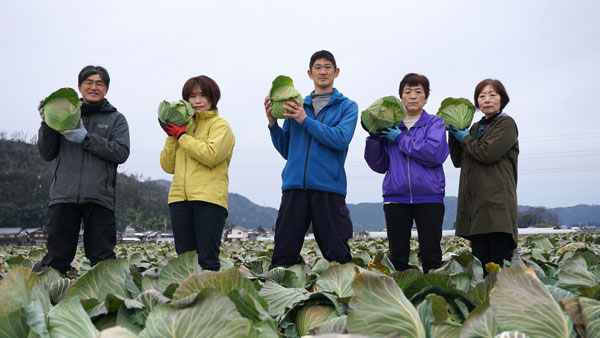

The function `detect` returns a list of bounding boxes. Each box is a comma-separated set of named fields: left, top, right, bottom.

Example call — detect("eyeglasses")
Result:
left=312, top=64, right=334, bottom=72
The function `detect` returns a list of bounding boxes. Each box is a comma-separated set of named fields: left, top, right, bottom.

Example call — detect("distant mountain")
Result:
left=347, top=197, right=458, bottom=231
left=1, top=138, right=598, bottom=231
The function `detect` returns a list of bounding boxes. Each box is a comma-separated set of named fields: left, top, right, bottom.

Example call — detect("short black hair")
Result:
left=399, top=73, right=430, bottom=99
left=78, top=65, right=110, bottom=88
left=474, top=79, right=510, bottom=112
left=309, top=50, right=337, bottom=69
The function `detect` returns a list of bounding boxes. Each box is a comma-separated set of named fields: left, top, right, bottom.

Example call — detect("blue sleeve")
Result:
left=396, top=117, right=449, bottom=168
left=269, top=119, right=290, bottom=159
left=301, top=100, right=358, bottom=151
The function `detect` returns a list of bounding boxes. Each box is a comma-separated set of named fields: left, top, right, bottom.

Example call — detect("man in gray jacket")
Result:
left=33, top=65, right=130, bottom=275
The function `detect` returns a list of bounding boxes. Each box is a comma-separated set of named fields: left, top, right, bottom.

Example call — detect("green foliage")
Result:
left=0, top=138, right=169, bottom=231
left=1, top=234, right=600, bottom=336
left=269, top=75, right=303, bottom=119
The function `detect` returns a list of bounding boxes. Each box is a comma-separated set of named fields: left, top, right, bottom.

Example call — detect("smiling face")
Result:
left=78, top=74, right=107, bottom=103
left=308, top=57, right=339, bottom=93
left=187, top=86, right=212, bottom=112
left=401, top=84, right=428, bottom=116
left=477, top=84, right=502, bottom=118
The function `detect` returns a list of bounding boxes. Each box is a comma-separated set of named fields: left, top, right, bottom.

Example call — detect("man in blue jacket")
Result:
left=264, top=50, right=358, bottom=268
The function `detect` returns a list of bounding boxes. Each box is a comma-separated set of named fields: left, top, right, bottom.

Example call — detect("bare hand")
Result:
left=283, top=98, right=306, bottom=124
left=264, top=96, right=277, bottom=127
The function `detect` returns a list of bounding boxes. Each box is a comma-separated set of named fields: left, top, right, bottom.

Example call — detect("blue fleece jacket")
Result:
left=269, top=88, right=358, bottom=195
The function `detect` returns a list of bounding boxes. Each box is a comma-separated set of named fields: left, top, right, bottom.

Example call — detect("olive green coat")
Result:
left=449, top=114, right=519, bottom=245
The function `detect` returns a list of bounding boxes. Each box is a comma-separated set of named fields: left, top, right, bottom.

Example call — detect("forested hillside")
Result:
left=0, top=137, right=169, bottom=231
left=1, top=137, right=598, bottom=232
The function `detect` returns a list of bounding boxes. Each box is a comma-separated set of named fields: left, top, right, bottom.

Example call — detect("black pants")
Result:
left=34, top=203, right=116, bottom=275
left=470, top=232, right=515, bottom=270
left=384, top=203, right=444, bottom=273
left=270, top=190, right=353, bottom=268
left=169, top=201, right=227, bottom=271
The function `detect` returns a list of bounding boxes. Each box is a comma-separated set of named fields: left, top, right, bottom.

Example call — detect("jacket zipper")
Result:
left=405, top=127, right=413, bottom=203
left=302, top=104, right=329, bottom=189
left=183, top=119, right=198, bottom=201
left=76, top=115, right=87, bottom=203
left=183, top=156, right=188, bottom=200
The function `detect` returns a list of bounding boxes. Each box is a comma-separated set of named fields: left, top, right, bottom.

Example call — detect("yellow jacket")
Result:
left=160, top=110, right=235, bottom=210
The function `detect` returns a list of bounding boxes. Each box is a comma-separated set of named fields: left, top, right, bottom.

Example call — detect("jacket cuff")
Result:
left=393, top=132, right=405, bottom=144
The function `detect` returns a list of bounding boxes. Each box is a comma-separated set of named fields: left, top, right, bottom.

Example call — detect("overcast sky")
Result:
left=1, top=1, right=599, bottom=209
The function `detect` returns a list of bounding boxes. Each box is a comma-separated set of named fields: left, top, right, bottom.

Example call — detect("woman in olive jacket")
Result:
left=448, top=79, right=518, bottom=271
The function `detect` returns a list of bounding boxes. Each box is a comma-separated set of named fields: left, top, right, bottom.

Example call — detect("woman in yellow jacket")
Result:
left=159, top=75, right=235, bottom=270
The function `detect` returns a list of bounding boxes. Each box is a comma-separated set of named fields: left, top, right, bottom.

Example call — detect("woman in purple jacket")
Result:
left=364, top=73, right=449, bottom=273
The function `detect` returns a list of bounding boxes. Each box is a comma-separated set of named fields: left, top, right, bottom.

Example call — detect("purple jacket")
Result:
left=364, top=111, right=449, bottom=204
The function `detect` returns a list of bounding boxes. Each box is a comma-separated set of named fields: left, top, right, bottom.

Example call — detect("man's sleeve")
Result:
left=269, top=119, right=290, bottom=159
left=37, top=121, right=60, bottom=161
left=83, top=114, right=130, bottom=164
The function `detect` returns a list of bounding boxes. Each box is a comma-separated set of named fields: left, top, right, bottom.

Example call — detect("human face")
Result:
left=187, top=86, right=212, bottom=112
left=401, top=84, right=428, bottom=116
left=477, top=84, right=502, bottom=118
left=308, top=58, right=339, bottom=93
left=78, top=74, right=107, bottom=104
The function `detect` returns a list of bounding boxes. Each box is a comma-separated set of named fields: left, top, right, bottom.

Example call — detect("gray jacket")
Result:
left=38, top=99, right=130, bottom=211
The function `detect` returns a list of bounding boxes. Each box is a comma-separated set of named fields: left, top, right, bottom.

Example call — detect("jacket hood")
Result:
left=303, top=88, right=347, bottom=107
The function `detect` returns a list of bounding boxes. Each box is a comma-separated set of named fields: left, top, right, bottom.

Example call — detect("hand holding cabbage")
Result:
left=360, top=96, right=406, bottom=135
left=41, top=88, right=82, bottom=131
left=268, top=75, right=303, bottom=119
left=157, top=100, right=195, bottom=126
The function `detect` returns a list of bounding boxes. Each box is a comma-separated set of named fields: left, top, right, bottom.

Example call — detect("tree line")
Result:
left=0, top=136, right=170, bottom=232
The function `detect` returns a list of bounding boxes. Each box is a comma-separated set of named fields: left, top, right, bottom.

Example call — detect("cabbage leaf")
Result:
left=269, top=75, right=303, bottom=119
left=157, top=100, right=195, bottom=126
left=436, top=97, right=475, bottom=130
left=42, top=88, right=82, bottom=131
left=360, top=96, right=405, bottom=134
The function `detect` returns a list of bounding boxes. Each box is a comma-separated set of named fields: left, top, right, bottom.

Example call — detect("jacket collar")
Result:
left=303, top=88, right=345, bottom=107
left=80, top=98, right=116, bottom=114
left=399, top=110, right=431, bottom=128
left=195, top=109, right=219, bottom=120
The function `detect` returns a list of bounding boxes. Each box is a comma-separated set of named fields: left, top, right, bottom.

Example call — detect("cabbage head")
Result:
left=294, top=304, right=335, bottom=336
left=436, top=97, right=475, bottom=130
left=42, top=88, right=82, bottom=131
left=360, top=96, right=406, bottom=134
left=269, top=75, right=303, bottom=119
left=157, top=100, right=195, bottom=126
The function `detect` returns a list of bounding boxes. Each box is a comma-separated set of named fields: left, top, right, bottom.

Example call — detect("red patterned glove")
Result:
left=158, top=118, right=187, bottom=139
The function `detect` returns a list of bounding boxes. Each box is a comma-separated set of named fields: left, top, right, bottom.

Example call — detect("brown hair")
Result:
left=181, top=75, right=221, bottom=109
left=474, top=79, right=510, bottom=112
left=399, top=73, right=430, bottom=98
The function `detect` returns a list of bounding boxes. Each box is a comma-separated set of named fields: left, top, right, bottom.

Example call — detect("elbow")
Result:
left=115, top=149, right=130, bottom=164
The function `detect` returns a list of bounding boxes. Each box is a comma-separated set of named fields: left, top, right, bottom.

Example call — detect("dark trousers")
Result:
left=470, top=232, right=515, bottom=271
left=270, top=190, right=353, bottom=268
left=384, top=203, right=444, bottom=273
left=169, top=201, right=227, bottom=271
left=35, top=203, right=116, bottom=275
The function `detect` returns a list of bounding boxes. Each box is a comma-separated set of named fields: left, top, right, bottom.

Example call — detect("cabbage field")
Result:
left=1, top=233, right=599, bottom=338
